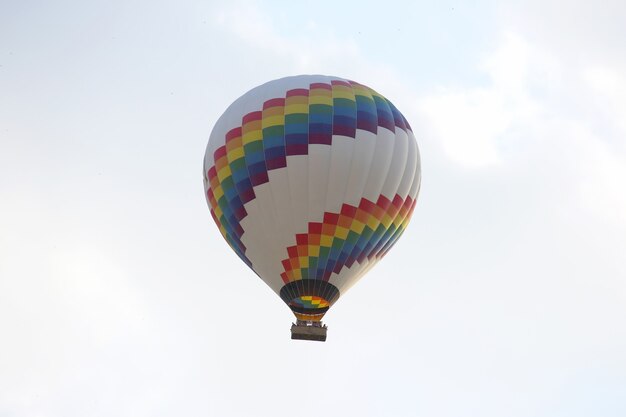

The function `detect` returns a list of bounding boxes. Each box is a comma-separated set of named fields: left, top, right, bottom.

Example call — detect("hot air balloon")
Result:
left=203, top=75, right=420, bottom=341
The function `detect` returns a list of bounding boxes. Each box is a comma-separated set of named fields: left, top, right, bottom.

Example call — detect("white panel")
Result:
left=244, top=182, right=283, bottom=291
left=308, top=144, right=332, bottom=222
left=267, top=168, right=297, bottom=258
left=395, top=131, right=418, bottom=199
left=360, top=127, right=395, bottom=203
left=286, top=155, right=310, bottom=236
left=324, top=136, right=354, bottom=213
left=379, top=127, right=408, bottom=200
left=342, top=131, right=377, bottom=207
left=240, top=203, right=283, bottom=293
left=407, top=130, right=422, bottom=199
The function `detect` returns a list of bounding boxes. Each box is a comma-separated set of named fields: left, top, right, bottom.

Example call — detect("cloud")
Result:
left=214, top=1, right=360, bottom=74
left=210, top=0, right=414, bottom=106
left=584, top=66, right=626, bottom=136
left=414, top=30, right=626, bottom=230
left=414, top=33, right=541, bottom=168
left=578, top=132, right=626, bottom=228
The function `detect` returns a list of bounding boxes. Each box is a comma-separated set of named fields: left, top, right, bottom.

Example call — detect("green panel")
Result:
left=262, top=125, right=284, bottom=137
left=309, top=104, right=332, bottom=114
left=229, top=157, right=247, bottom=171
left=285, top=113, right=308, bottom=124
left=333, top=97, right=356, bottom=108
left=244, top=140, right=264, bottom=153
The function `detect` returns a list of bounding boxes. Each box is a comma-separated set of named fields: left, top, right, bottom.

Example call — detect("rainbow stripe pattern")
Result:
left=279, top=194, right=417, bottom=285
left=206, top=80, right=412, bottom=268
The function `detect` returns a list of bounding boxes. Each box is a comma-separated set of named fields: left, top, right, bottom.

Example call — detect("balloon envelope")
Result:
left=204, top=75, right=420, bottom=323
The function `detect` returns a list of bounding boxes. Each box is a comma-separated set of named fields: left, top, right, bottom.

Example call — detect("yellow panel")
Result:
left=309, top=96, right=332, bottom=105
left=320, top=235, right=333, bottom=247
left=284, top=104, right=309, bottom=114
left=332, top=89, right=355, bottom=100
left=308, top=245, right=320, bottom=257
left=262, top=115, right=284, bottom=127
left=350, top=220, right=365, bottom=234
left=293, top=269, right=302, bottom=279
left=227, top=147, right=244, bottom=161
left=242, top=132, right=262, bottom=145
left=381, top=214, right=393, bottom=228
left=299, top=257, right=309, bottom=268
left=401, top=215, right=412, bottom=227
left=213, top=187, right=224, bottom=201
left=352, top=87, right=372, bottom=98
left=217, top=166, right=232, bottom=182
left=335, top=226, right=349, bottom=239
left=301, top=295, right=312, bottom=301
left=366, top=216, right=380, bottom=230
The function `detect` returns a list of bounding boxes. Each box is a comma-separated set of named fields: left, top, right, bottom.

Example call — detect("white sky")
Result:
left=1, top=1, right=625, bottom=416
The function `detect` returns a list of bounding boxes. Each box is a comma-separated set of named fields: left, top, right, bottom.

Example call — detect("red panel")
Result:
left=213, top=146, right=227, bottom=160
left=341, top=204, right=357, bottom=217
left=226, top=127, right=242, bottom=142
left=392, top=194, right=404, bottom=208
left=242, top=111, right=262, bottom=124
left=266, top=157, right=287, bottom=170
left=287, top=246, right=299, bottom=258
left=286, top=88, right=309, bottom=97
left=309, top=223, right=323, bottom=234
left=359, top=198, right=375, bottom=214
left=310, top=82, right=332, bottom=90
left=263, top=98, right=285, bottom=109
left=377, top=195, right=392, bottom=210
left=323, top=212, right=339, bottom=225
left=331, top=79, right=351, bottom=88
